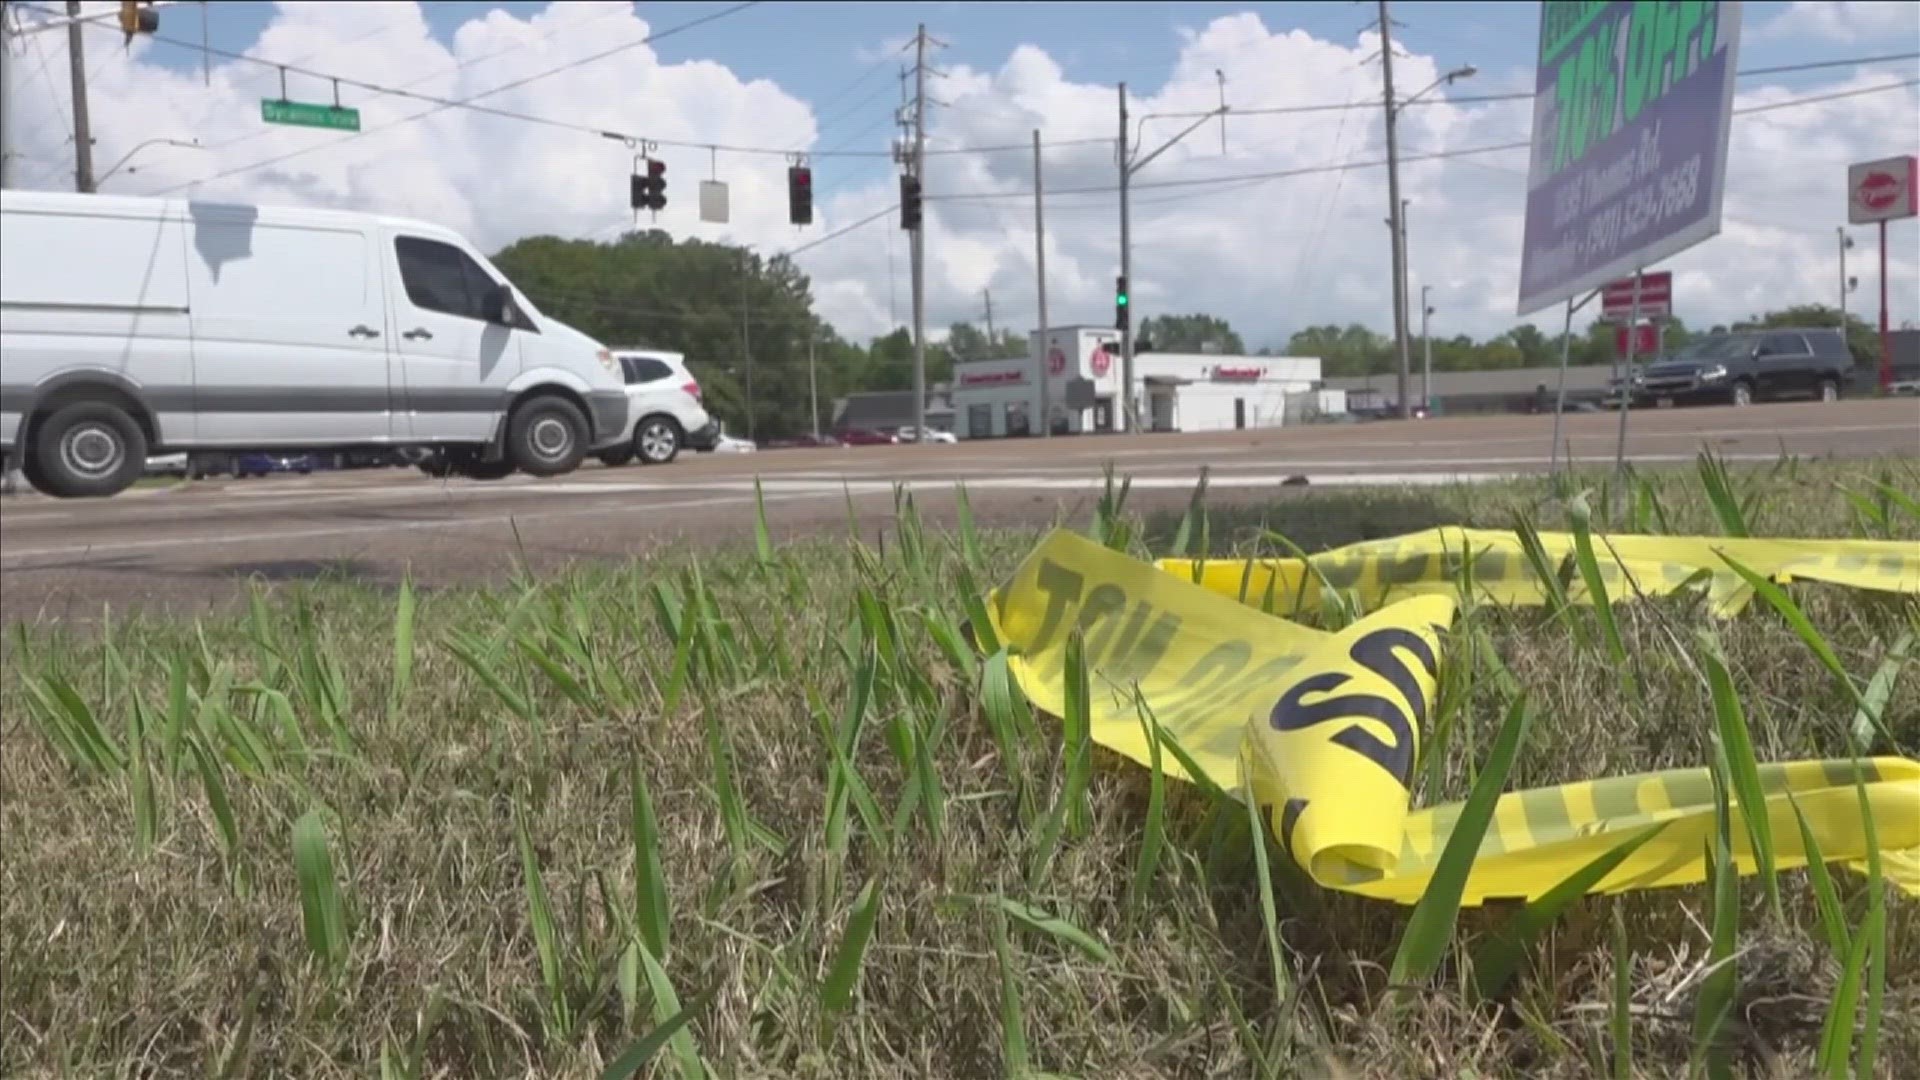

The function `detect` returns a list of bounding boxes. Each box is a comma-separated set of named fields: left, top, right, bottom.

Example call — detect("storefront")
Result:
left=950, top=326, right=1331, bottom=438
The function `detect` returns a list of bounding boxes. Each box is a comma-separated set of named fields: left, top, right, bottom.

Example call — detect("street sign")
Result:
left=1848, top=155, right=1918, bottom=224
left=1516, top=2, right=1744, bottom=315
left=261, top=98, right=361, bottom=132
left=1600, top=271, right=1672, bottom=320
left=1613, top=321, right=1659, bottom=358
left=1047, top=347, right=1067, bottom=376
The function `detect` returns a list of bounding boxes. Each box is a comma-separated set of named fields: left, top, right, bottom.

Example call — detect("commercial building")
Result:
left=950, top=325, right=1332, bottom=438
left=1326, top=363, right=1621, bottom=416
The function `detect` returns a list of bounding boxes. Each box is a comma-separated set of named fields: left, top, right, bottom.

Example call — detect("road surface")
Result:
left=2, top=399, right=1914, bottom=625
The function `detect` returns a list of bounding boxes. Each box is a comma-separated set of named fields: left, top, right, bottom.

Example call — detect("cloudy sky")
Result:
left=4, top=1, right=1917, bottom=349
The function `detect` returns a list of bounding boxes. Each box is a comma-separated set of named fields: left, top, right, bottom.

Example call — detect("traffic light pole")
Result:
left=909, top=25, right=928, bottom=443
left=66, top=0, right=96, bottom=192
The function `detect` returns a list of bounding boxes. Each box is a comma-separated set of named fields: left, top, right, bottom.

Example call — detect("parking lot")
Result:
left=2, top=398, right=1915, bottom=624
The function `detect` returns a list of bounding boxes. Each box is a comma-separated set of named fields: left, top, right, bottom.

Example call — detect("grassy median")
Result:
left=3, top=456, right=1917, bottom=1078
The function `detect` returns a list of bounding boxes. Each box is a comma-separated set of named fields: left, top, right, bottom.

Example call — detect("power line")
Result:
left=144, top=1, right=769, bottom=195
left=1159, top=51, right=1920, bottom=118
left=926, top=77, right=1919, bottom=203
left=784, top=202, right=900, bottom=258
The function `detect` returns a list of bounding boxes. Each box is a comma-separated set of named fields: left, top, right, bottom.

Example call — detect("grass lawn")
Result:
left=3, top=456, right=1917, bottom=1078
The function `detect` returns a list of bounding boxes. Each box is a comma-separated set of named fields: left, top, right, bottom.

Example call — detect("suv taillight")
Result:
left=683, top=380, right=702, bottom=399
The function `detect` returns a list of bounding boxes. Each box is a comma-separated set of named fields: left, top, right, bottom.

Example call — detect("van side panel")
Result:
left=0, top=198, right=194, bottom=450
left=184, top=205, right=395, bottom=444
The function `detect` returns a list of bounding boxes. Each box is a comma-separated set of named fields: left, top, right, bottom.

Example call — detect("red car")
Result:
left=835, top=428, right=897, bottom=446
left=767, top=434, right=843, bottom=449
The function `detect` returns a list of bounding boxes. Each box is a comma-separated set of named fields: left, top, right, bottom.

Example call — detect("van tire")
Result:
left=506, top=395, right=588, bottom=477
left=29, top=401, right=148, bottom=498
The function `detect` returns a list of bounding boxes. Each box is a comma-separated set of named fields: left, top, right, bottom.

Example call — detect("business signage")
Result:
left=1047, top=347, right=1068, bottom=376
left=1613, top=321, right=1660, bottom=358
left=1600, top=270, right=1673, bottom=320
left=1212, top=366, right=1264, bottom=381
left=959, top=369, right=1026, bottom=388
left=1516, top=1, right=1742, bottom=315
left=1089, top=343, right=1114, bottom=377
left=1849, top=155, right=1919, bottom=224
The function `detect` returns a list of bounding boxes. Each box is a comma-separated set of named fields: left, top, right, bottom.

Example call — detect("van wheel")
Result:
left=507, top=395, right=588, bottom=476
left=635, top=415, right=683, bottom=465
left=30, top=401, right=148, bottom=498
left=598, top=444, right=636, bottom=468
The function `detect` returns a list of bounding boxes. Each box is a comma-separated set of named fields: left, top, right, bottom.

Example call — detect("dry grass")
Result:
left=2, top=457, right=1916, bottom=1078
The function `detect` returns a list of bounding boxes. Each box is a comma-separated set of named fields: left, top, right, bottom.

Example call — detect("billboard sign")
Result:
left=1613, top=321, right=1659, bottom=358
left=1516, top=2, right=1743, bottom=315
left=1600, top=270, right=1672, bottom=320
left=1848, top=155, right=1919, bottom=224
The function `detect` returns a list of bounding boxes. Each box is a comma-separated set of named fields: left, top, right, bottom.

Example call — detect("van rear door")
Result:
left=184, top=204, right=395, bottom=444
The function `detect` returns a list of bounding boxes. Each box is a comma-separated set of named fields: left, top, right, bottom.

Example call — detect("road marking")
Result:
left=0, top=491, right=787, bottom=564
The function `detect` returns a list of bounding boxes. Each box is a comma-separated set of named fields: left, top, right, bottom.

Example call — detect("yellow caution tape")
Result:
left=1156, top=526, right=1920, bottom=618
left=988, top=529, right=1920, bottom=905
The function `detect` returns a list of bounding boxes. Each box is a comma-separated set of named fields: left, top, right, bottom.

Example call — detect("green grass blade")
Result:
left=630, top=757, right=671, bottom=961
left=1390, top=693, right=1534, bottom=989
left=1126, top=687, right=1168, bottom=915
left=996, top=896, right=1112, bottom=963
left=190, top=736, right=241, bottom=860
left=753, top=476, right=774, bottom=566
left=1469, top=822, right=1667, bottom=1000
left=515, top=806, right=570, bottom=1036
left=636, top=938, right=706, bottom=1080
left=980, top=650, right=1035, bottom=826
left=1786, top=795, right=1850, bottom=963
left=1698, top=630, right=1780, bottom=917
left=292, top=809, right=350, bottom=970
left=444, top=630, right=534, bottom=722
left=989, top=895, right=1031, bottom=1079
left=128, top=696, right=157, bottom=856
left=1611, top=903, right=1632, bottom=1080
left=1852, top=631, right=1911, bottom=751
left=1512, top=512, right=1585, bottom=644
left=1240, top=749, right=1293, bottom=1025
left=389, top=574, right=416, bottom=722
left=600, top=982, right=718, bottom=1080
left=954, top=482, right=984, bottom=572
left=1566, top=493, right=1636, bottom=700
left=1696, top=449, right=1752, bottom=537
left=1715, top=553, right=1877, bottom=742
left=1817, top=904, right=1876, bottom=1078
left=819, top=876, right=884, bottom=1026
left=1690, top=757, right=1739, bottom=1080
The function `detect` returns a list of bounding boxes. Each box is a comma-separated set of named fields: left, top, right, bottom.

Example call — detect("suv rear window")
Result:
left=620, top=356, right=676, bottom=384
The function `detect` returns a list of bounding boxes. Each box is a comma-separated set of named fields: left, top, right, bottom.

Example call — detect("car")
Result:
left=234, top=451, right=314, bottom=478
left=767, top=433, right=842, bottom=449
left=896, top=425, right=957, bottom=444
left=1, top=189, right=628, bottom=498
left=836, top=428, right=898, bottom=446
left=1628, top=328, right=1855, bottom=408
left=596, top=350, right=712, bottom=466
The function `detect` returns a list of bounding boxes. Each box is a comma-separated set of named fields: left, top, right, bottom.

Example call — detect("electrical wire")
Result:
left=783, top=203, right=901, bottom=258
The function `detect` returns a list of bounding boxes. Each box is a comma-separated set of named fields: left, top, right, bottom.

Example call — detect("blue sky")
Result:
left=130, top=1, right=1880, bottom=118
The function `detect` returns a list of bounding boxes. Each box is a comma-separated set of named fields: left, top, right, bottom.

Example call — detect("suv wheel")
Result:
left=30, top=401, right=148, bottom=498
left=1818, top=378, right=1840, bottom=403
left=506, top=395, right=588, bottom=476
left=598, top=444, right=636, bottom=468
left=635, top=416, right=683, bottom=465
left=1730, top=380, right=1754, bottom=407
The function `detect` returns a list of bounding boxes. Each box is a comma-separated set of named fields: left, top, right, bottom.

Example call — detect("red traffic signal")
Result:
left=787, top=165, right=813, bottom=226
left=630, top=158, right=667, bottom=212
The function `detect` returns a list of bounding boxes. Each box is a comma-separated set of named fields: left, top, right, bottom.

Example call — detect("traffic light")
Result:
left=119, top=1, right=159, bottom=44
left=787, top=165, right=813, bottom=226
left=899, top=173, right=922, bottom=231
left=630, top=159, right=667, bottom=212
left=1114, top=275, right=1129, bottom=331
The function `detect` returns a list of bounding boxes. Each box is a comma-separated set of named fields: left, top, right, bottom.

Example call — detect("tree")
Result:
left=1137, top=312, right=1246, bottom=354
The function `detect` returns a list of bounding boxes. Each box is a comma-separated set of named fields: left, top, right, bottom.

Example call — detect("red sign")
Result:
left=1089, top=344, right=1113, bottom=377
left=1601, top=271, right=1672, bottom=321
left=1613, top=322, right=1659, bottom=359
left=1213, top=366, right=1263, bottom=381
left=959, top=369, right=1025, bottom=387
left=1849, top=155, right=1918, bottom=224
left=1046, top=347, right=1066, bottom=376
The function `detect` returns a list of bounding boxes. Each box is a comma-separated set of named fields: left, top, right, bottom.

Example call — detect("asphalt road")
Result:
left=2, top=398, right=1914, bottom=625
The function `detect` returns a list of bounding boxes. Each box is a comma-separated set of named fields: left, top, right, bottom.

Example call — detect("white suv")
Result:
left=601, top=350, right=715, bottom=466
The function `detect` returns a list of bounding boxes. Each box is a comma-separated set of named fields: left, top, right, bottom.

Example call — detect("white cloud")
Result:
left=5, top=2, right=1916, bottom=351
left=1762, top=1, right=1920, bottom=45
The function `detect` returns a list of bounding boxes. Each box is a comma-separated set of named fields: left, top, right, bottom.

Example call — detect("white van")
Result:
left=0, top=190, right=628, bottom=497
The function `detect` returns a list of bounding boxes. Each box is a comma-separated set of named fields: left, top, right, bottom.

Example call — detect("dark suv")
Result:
left=1628, top=328, right=1854, bottom=408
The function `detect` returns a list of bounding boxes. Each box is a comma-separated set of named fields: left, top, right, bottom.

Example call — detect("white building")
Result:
left=950, top=325, right=1336, bottom=438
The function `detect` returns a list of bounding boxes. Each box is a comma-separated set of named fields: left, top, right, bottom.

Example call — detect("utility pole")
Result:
left=1378, top=0, right=1411, bottom=419
left=982, top=288, right=995, bottom=347
left=909, top=23, right=928, bottom=442
left=1117, top=82, right=1134, bottom=431
left=740, top=268, right=755, bottom=443
left=1420, top=285, right=1433, bottom=412
left=66, top=0, right=95, bottom=192
left=1033, top=128, right=1050, bottom=440
left=1837, top=226, right=1853, bottom=327
left=1, top=0, right=16, bottom=189
left=807, top=330, right=820, bottom=442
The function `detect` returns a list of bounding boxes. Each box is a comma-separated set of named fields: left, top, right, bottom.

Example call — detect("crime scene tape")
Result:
left=1155, top=526, right=1920, bottom=618
left=987, top=529, right=1920, bottom=906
